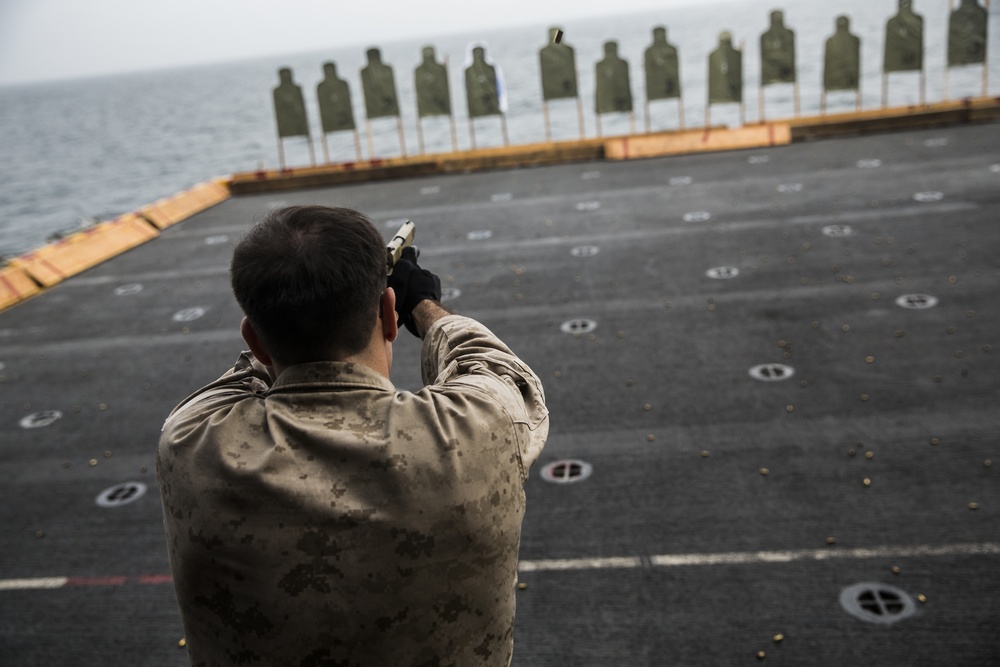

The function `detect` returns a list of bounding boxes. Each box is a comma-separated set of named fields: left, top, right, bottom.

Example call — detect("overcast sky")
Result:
left=0, top=0, right=718, bottom=85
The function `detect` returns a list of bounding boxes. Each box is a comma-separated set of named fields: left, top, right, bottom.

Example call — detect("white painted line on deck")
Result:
left=60, top=202, right=978, bottom=290
left=520, top=556, right=642, bottom=572
left=0, top=577, right=69, bottom=591
left=3, top=543, right=998, bottom=590
left=519, top=542, right=1000, bottom=573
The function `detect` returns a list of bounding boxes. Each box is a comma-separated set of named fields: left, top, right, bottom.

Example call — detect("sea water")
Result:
left=0, top=0, right=996, bottom=258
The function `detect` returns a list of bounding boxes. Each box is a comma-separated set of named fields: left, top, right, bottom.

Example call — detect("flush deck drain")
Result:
left=96, top=482, right=148, bottom=508
left=749, top=364, right=795, bottom=381
left=840, top=582, right=917, bottom=625
left=561, top=319, right=597, bottom=335
left=896, top=294, right=938, bottom=309
left=706, top=267, right=739, bottom=279
left=541, top=460, right=593, bottom=484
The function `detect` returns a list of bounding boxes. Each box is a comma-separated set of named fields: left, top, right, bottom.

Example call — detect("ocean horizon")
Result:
left=1, top=0, right=996, bottom=258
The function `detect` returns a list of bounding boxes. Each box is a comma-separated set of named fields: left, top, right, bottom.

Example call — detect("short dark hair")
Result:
left=230, top=206, right=386, bottom=365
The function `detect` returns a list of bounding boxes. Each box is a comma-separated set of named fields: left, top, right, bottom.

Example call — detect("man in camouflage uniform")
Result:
left=157, top=206, right=549, bottom=666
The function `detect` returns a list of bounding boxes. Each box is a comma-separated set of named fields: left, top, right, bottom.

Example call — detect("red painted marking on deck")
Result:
left=136, top=574, right=174, bottom=585
left=39, top=258, right=67, bottom=279
left=621, top=138, right=629, bottom=160
left=0, top=273, right=22, bottom=298
left=701, top=128, right=711, bottom=144
left=768, top=124, right=776, bottom=146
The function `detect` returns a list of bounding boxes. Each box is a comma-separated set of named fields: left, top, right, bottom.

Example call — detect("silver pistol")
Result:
left=386, top=220, right=416, bottom=275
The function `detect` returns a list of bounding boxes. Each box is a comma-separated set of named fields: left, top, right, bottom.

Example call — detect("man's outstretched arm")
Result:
left=411, top=300, right=452, bottom=339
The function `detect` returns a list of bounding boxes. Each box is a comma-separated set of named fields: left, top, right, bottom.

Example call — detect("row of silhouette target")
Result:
left=271, top=0, right=991, bottom=163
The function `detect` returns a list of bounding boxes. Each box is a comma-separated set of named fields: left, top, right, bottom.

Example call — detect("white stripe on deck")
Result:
left=518, top=542, right=1000, bottom=573
left=0, top=577, right=69, bottom=591
left=2, top=543, right=997, bottom=590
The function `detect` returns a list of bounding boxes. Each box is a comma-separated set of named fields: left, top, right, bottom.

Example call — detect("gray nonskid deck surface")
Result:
left=1, top=123, right=998, bottom=665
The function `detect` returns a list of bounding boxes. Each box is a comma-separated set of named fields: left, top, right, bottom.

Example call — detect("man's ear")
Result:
left=240, top=316, right=275, bottom=366
left=381, top=288, right=399, bottom=343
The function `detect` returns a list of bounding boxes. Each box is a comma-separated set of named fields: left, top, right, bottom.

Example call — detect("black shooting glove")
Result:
left=387, top=246, right=441, bottom=337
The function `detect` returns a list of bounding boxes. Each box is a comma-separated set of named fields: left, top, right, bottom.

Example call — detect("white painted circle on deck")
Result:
left=669, top=176, right=693, bottom=186
left=441, top=287, right=461, bottom=302
left=560, top=319, right=597, bottom=335
left=857, top=159, right=883, bottom=168
left=576, top=201, right=601, bottom=211
left=491, top=192, right=513, bottom=202
left=840, top=582, right=918, bottom=625
left=113, top=284, right=143, bottom=296
left=96, top=482, right=148, bottom=508
left=706, top=267, right=739, bottom=279
left=541, top=459, right=593, bottom=484
left=749, top=364, right=796, bottom=382
left=684, top=211, right=712, bottom=223
left=570, top=246, right=600, bottom=258
left=912, top=191, right=944, bottom=203
left=204, top=235, right=229, bottom=245
left=822, top=225, right=854, bottom=237
left=466, top=230, right=493, bottom=241
left=895, top=294, right=938, bottom=310
left=748, top=155, right=771, bottom=164
left=20, top=411, right=62, bottom=429
left=172, top=307, right=206, bottom=322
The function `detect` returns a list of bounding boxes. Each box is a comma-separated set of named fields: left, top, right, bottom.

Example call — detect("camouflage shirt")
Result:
left=157, top=315, right=548, bottom=666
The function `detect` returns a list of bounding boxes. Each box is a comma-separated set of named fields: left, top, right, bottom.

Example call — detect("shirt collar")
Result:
left=268, top=361, right=395, bottom=394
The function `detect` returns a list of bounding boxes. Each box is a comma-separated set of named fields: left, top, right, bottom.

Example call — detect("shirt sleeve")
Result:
left=420, top=314, right=549, bottom=474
